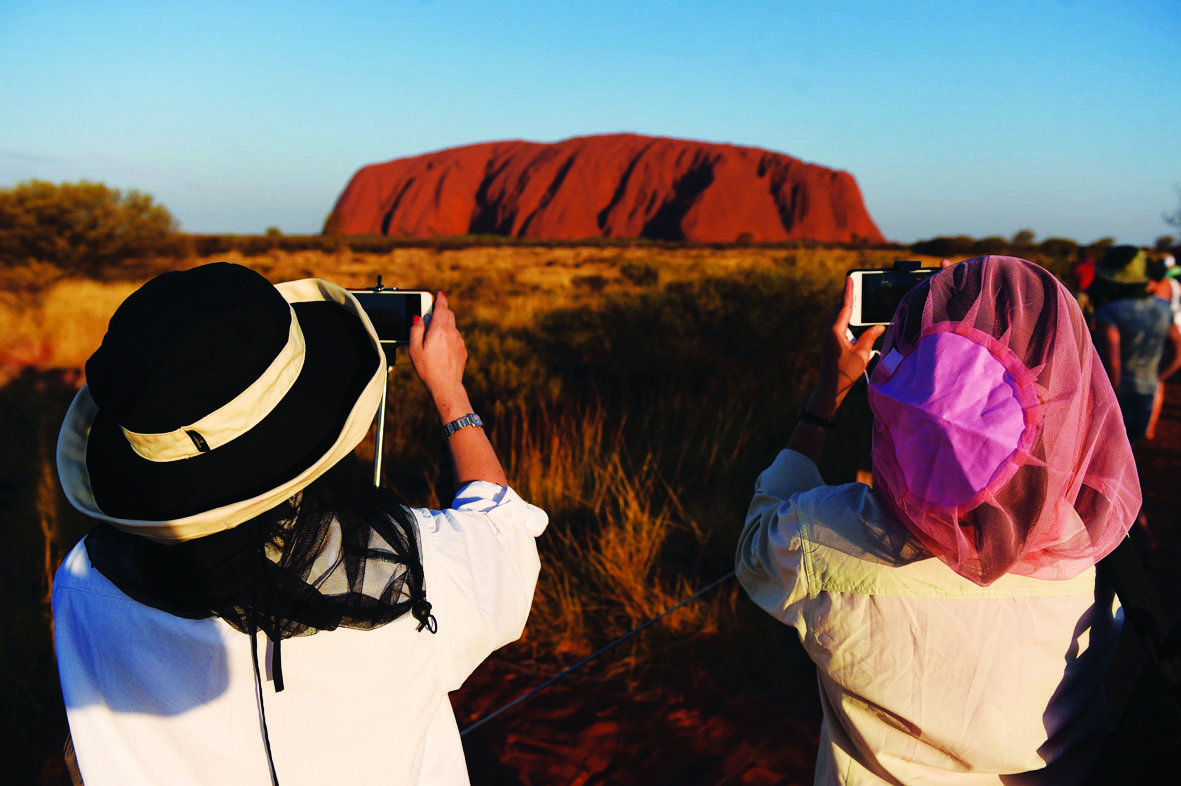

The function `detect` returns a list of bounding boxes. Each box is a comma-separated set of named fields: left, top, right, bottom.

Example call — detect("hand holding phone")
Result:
left=846, top=266, right=938, bottom=328
left=787, top=277, right=887, bottom=462
left=349, top=289, right=435, bottom=347
left=817, top=278, right=888, bottom=414
left=407, top=291, right=469, bottom=412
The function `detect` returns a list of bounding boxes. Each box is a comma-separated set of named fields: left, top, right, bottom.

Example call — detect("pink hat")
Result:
left=868, top=256, right=1141, bottom=585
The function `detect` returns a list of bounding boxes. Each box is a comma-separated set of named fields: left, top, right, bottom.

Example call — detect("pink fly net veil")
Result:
left=867, top=256, right=1141, bottom=586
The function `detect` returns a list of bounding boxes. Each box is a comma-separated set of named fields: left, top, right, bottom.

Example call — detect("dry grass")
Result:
left=206, top=244, right=926, bottom=330
left=5, top=243, right=907, bottom=682
left=3, top=242, right=920, bottom=778
left=2, top=244, right=920, bottom=380
left=0, top=276, right=138, bottom=383
left=504, top=402, right=716, bottom=673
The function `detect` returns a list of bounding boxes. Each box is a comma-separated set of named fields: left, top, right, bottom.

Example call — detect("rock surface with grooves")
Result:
left=331, top=133, right=884, bottom=243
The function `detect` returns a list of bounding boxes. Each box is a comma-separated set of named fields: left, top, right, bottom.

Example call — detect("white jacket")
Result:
left=54, top=482, right=547, bottom=786
left=736, top=450, right=1120, bottom=785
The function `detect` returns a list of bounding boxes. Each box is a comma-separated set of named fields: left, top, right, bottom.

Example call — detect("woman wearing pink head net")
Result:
left=736, top=257, right=1141, bottom=784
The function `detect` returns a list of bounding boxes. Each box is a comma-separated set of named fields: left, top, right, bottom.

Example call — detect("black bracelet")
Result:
left=798, top=406, right=836, bottom=430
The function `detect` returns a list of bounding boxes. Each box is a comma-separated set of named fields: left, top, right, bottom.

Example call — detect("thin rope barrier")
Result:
left=460, top=569, right=737, bottom=737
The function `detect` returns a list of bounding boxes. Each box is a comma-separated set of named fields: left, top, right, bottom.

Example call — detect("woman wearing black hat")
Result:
left=51, top=263, right=548, bottom=785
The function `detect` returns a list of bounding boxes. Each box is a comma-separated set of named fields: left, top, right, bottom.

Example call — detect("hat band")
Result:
left=120, top=306, right=306, bottom=462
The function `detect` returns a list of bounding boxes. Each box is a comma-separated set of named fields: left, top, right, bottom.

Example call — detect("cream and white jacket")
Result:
left=736, top=450, right=1120, bottom=785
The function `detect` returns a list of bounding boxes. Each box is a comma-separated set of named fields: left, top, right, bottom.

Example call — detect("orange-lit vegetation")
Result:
left=1, top=180, right=1164, bottom=782
left=4, top=240, right=1078, bottom=781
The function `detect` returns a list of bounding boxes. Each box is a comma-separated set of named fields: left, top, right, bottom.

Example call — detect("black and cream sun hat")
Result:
left=57, top=262, right=386, bottom=543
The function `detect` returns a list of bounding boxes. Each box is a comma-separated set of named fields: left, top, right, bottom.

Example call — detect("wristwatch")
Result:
left=797, top=406, right=836, bottom=430
left=441, top=412, right=484, bottom=439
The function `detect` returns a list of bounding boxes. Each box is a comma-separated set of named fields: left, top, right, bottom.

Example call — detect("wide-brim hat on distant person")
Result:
left=1095, top=245, right=1150, bottom=284
left=57, top=262, right=386, bottom=543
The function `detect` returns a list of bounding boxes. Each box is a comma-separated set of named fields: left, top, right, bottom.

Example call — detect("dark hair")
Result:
left=85, top=452, right=431, bottom=641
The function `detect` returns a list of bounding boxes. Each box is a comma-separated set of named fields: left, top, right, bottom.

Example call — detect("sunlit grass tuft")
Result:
left=501, top=402, right=717, bottom=677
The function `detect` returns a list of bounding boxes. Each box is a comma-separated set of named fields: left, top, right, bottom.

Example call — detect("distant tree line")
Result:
left=911, top=231, right=1107, bottom=262
left=910, top=228, right=1179, bottom=279
left=4, top=180, right=1179, bottom=279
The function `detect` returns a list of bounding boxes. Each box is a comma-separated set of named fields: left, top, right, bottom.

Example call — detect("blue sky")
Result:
left=1, top=0, right=1178, bottom=244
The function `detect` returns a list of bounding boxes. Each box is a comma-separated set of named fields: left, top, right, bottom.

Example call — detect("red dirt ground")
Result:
left=331, top=133, right=884, bottom=245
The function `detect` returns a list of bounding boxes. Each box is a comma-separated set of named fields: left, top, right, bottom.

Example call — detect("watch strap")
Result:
left=798, top=407, right=836, bottom=430
left=441, top=412, right=484, bottom=439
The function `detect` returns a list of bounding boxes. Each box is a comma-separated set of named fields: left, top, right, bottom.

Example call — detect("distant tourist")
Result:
left=1090, top=246, right=1181, bottom=555
left=736, top=256, right=1140, bottom=783
left=1090, top=246, right=1181, bottom=442
left=1161, top=253, right=1181, bottom=320
left=1144, top=252, right=1181, bottom=440
left=52, top=263, right=547, bottom=785
left=1071, top=249, right=1098, bottom=328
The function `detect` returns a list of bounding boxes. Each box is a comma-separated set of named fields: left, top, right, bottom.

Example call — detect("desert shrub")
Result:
left=189, top=234, right=231, bottom=256
left=191, top=233, right=350, bottom=257
left=0, top=181, right=178, bottom=276
left=536, top=266, right=867, bottom=537
left=460, top=326, right=564, bottom=418
left=973, top=235, right=1009, bottom=255
left=541, top=269, right=832, bottom=394
left=910, top=235, right=977, bottom=258
left=1038, top=237, right=1078, bottom=259
left=1087, top=236, right=1116, bottom=257
left=573, top=274, right=608, bottom=292
left=1011, top=229, right=1036, bottom=247
left=619, top=261, right=659, bottom=286
left=0, top=259, right=66, bottom=296
left=346, top=235, right=401, bottom=253
left=228, top=235, right=275, bottom=257
left=911, top=234, right=1058, bottom=259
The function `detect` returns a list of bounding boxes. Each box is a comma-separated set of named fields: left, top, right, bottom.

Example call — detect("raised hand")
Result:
left=407, top=291, right=507, bottom=486
left=811, top=277, right=886, bottom=420
left=408, top=291, right=472, bottom=422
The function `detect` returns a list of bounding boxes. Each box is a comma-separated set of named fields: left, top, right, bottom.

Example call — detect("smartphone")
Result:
left=349, top=289, right=434, bottom=345
left=847, top=268, right=938, bottom=327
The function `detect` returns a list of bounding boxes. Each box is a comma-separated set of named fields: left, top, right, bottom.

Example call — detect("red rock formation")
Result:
left=331, top=133, right=884, bottom=244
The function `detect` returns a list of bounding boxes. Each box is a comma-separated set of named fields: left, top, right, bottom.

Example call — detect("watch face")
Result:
left=443, top=413, right=482, bottom=436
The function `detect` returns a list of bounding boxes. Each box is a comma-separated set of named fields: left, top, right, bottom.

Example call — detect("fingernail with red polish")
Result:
left=412, top=315, right=421, bottom=323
